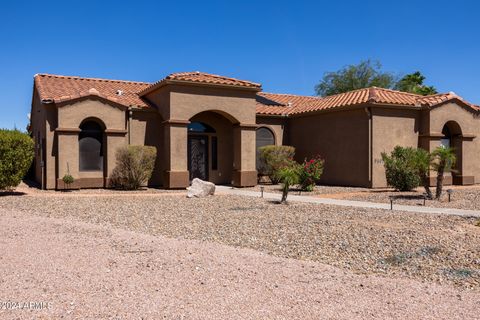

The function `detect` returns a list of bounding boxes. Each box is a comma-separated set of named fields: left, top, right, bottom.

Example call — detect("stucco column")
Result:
left=105, top=129, right=128, bottom=185
left=55, top=128, right=81, bottom=189
left=163, top=119, right=190, bottom=188
left=232, top=123, right=257, bottom=187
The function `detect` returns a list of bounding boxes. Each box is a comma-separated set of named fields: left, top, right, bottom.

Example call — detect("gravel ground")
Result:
left=247, top=184, right=373, bottom=196
left=249, top=184, right=480, bottom=210
left=345, top=187, right=480, bottom=211
left=1, top=208, right=479, bottom=319
left=1, top=192, right=479, bottom=289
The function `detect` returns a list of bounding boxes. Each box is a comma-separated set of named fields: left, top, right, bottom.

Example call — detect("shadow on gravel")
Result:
left=0, top=191, right=27, bottom=197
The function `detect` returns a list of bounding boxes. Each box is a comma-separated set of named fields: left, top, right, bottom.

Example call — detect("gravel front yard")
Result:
left=1, top=192, right=479, bottom=288
left=250, top=184, right=480, bottom=210
left=2, top=208, right=479, bottom=319
left=344, top=187, right=480, bottom=210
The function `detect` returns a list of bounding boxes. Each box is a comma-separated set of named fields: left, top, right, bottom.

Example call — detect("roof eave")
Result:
left=139, top=79, right=261, bottom=96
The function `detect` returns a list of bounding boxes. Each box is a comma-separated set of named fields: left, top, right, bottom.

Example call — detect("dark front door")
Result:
left=188, top=135, right=209, bottom=181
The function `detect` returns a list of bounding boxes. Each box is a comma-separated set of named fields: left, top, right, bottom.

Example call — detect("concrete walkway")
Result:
left=216, top=186, right=480, bottom=218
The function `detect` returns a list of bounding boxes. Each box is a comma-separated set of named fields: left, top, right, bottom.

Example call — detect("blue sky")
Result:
left=1, top=0, right=479, bottom=130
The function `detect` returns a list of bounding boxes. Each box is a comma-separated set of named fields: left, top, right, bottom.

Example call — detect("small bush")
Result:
left=62, top=174, right=75, bottom=189
left=299, top=155, right=324, bottom=191
left=110, top=145, right=157, bottom=190
left=275, top=163, right=301, bottom=203
left=258, top=145, right=295, bottom=184
left=0, top=129, right=34, bottom=190
left=381, top=146, right=420, bottom=191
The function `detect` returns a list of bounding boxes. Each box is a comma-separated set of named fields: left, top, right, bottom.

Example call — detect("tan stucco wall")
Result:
left=30, top=89, right=46, bottom=185
left=146, top=83, right=258, bottom=188
left=58, top=99, right=126, bottom=130
left=428, top=102, right=480, bottom=184
left=371, top=107, right=420, bottom=188
left=130, top=110, right=164, bottom=186
left=288, top=108, right=370, bottom=187
left=56, top=99, right=127, bottom=188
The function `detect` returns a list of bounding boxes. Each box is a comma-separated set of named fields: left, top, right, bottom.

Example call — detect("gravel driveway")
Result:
left=0, top=208, right=479, bottom=319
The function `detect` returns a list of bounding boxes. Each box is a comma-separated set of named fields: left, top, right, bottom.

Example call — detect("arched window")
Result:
left=441, top=124, right=451, bottom=148
left=256, top=127, right=275, bottom=170
left=188, top=122, right=216, bottom=133
left=79, top=121, right=103, bottom=171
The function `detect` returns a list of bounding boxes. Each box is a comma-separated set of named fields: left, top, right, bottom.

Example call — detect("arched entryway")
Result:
left=441, top=121, right=462, bottom=184
left=188, top=111, right=235, bottom=184
left=79, top=120, right=105, bottom=172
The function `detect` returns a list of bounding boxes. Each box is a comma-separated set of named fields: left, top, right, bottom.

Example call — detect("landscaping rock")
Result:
left=187, top=178, right=215, bottom=198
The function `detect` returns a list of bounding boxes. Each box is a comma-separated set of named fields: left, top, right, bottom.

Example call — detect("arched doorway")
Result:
left=188, top=111, right=234, bottom=184
left=441, top=121, right=462, bottom=184
left=188, top=121, right=216, bottom=181
left=79, top=120, right=104, bottom=172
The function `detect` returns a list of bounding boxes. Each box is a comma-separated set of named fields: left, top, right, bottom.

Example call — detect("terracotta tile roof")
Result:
left=256, top=87, right=479, bottom=116
left=35, top=74, right=151, bottom=108
left=139, top=71, right=261, bottom=95
left=34, top=74, right=478, bottom=115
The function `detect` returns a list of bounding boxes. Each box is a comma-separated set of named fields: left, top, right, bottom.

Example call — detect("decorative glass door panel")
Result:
left=188, top=135, right=208, bottom=181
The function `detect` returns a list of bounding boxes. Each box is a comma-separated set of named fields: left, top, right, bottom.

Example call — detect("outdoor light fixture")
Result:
left=260, top=186, right=264, bottom=198
left=447, top=189, right=454, bottom=202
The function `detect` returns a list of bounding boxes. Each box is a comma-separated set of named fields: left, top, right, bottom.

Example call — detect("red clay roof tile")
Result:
left=139, top=71, right=261, bottom=95
left=34, top=73, right=478, bottom=115
left=256, top=87, right=479, bottom=116
left=35, top=74, right=150, bottom=108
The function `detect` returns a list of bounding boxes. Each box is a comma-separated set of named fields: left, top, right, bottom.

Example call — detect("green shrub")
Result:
left=258, top=145, right=295, bottom=184
left=274, top=163, right=301, bottom=203
left=381, top=146, right=420, bottom=191
left=299, top=155, right=324, bottom=191
left=62, top=174, right=75, bottom=189
left=0, top=129, right=34, bottom=190
left=110, top=145, right=157, bottom=190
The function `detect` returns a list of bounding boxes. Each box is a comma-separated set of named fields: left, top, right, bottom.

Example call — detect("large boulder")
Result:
left=186, top=178, right=216, bottom=198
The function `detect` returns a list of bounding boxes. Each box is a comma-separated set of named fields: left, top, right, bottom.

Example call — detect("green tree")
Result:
left=413, top=148, right=433, bottom=199
left=315, top=60, right=396, bottom=96
left=0, top=129, right=34, bottom=190
left=274, top=164, right=301, bottom=203
left=394, top=71, right=437, bottom=96
left=431, top=147, right=456, bottom=199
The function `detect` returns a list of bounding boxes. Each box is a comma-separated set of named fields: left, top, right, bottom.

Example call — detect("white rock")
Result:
left=186, top=178, right=216, bottom=198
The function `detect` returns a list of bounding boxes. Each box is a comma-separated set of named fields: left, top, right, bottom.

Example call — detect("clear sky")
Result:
left=1, top=0, right=479, bottom=130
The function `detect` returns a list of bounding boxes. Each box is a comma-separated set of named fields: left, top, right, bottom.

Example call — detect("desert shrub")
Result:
left=381, top=146, right=420, bottom=191
left=299, top=155, right=324, bottom=191
left=259, top=145, right=295, bottom=184
left=110, top=145, right=157, bottom=190
left=62, top=174, right=75, bottom=189
left=274, top=162, right=301, bottom=203
left=0, top=129, right=34, bottom=190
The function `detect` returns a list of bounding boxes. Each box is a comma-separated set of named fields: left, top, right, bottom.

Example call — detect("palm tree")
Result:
left=275, top=165, right=300, bottom=203
left=414, top=148, right=433, bottom=199
left=431, top=147, right=456, bottom=200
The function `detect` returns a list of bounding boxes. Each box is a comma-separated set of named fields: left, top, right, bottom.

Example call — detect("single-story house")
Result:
left=30, top=71, right=480, bottom=189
